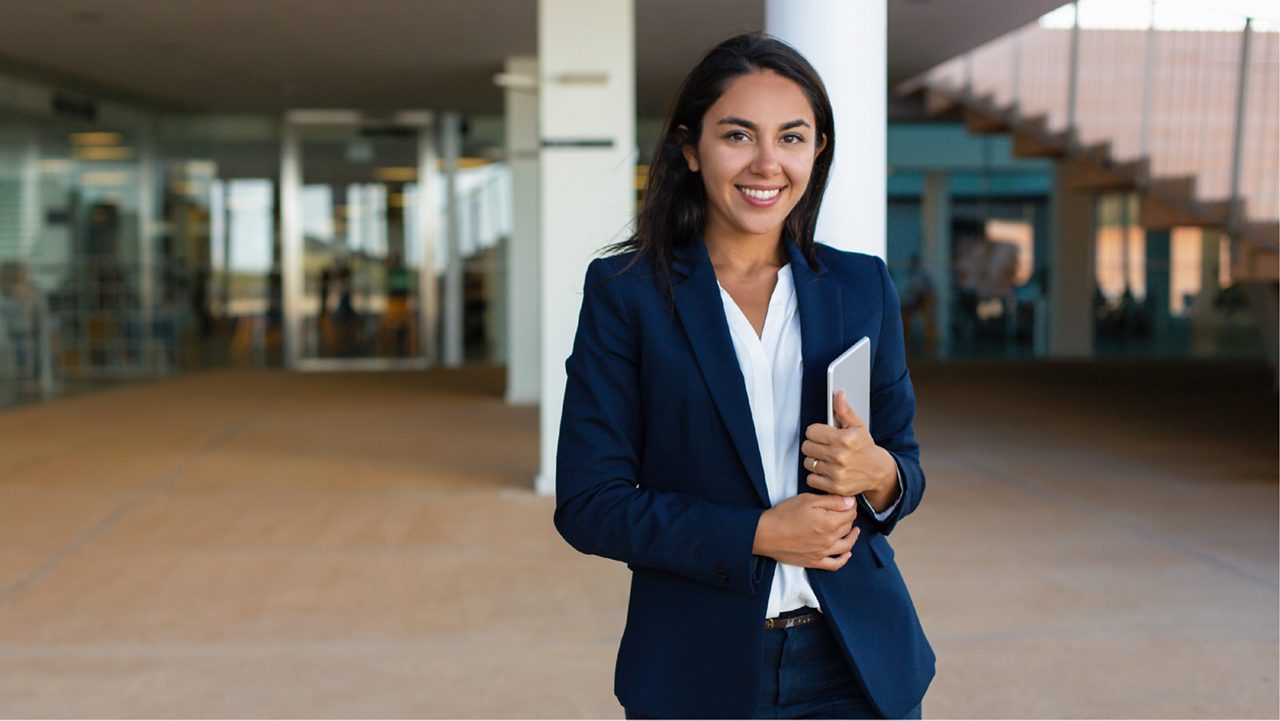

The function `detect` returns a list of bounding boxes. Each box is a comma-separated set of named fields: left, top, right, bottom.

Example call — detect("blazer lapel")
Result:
left=673, top=241, right=771, bottom=508
left=786, top=241, right=844, bottom=490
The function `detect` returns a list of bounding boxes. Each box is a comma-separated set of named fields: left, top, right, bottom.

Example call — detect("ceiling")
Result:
left=0, top=0, right=1068, bottom=117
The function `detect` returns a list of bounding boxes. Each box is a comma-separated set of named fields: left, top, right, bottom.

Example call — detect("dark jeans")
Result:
left=624, top=616, right=922, bottom=719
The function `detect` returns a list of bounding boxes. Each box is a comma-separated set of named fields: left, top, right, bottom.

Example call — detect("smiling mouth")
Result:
left=737, top=186, right=783, bottom=201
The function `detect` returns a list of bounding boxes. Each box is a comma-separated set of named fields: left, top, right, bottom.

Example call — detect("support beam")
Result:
left=766, top=0, right=886, bottom=257
left=1144, top=228, right=1171, bottom=343
left=921, top=172, right=952, bottom=358
left=535, top=0, right=635, bottom=496
left=441, top=112, right=464, bottom=367
left=1191, top=228, right=1222, bottom=356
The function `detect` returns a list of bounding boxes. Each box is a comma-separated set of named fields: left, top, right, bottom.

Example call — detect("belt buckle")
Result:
left=765, top=610, right=818, bottom=630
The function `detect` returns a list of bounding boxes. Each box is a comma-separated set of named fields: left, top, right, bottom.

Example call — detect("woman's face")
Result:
left=682, top=69, right=826, bottom=244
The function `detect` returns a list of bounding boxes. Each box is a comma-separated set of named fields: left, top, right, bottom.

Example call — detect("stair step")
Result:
left=1232, top=240, right=1279, bottom=283
left=1140, top=177, right=1215, bottom=229
left=1147, top=176, right=1197, bottom=200
left=1118, top=159, right=1150, bottom=184
left=1080, top=142, right=1111, bottom=163
left=1199, top=198, right=1245, bottom=226
left=1063, top=156, right=1138, bottom=191
left=1243, top=221, right=1279, bottom=248
left=1020, top=115, right=1048, bottom=133
left=964, top=106, right=1010, bottom=134
left=924, top=88, right=962, bottom=116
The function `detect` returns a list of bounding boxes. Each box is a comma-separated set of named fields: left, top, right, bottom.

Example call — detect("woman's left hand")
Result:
left=801, top=390, right=899, bottom=512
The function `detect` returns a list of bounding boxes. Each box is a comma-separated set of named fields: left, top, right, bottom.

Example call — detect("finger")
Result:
left=805, top=474, right=837, bottom=495
left=809, top=492, right=856, bottom=512
left=809, top=472, right=877, bottom=498
left=826, top=525, right=860, bottom=553
left=808, top=472, right=867, bottom=498
left=822, top=508, right=858, bottom=537
left=798, top=440, right=829, bottom=455
left=832, top=389, right=866, bottom=431
left=800, top=440, right=835, bottom=460
left=804, top=422, right=841, bottom=444
left=814, top=550, right=852, bottom=571
left=830, top=526, right=861, bottom=555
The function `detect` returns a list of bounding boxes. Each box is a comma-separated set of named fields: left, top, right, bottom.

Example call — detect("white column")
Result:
left=18, top=130, right=40, bottom=259
left=766, top=0, right=886, bottom=258
left=413, top=113, right=440, bottom=365
left=921, top=172, right=951, bottom=357
left=1048, top=163, right=1095, bottom=357
left=441, top=112, right=465, bottom=367
left=280, top=121, right=303, bottom=368
left=536, top=0, right=635, bottom=496
left=137, top=120, right=159, bottom=374
left=504, top=56, right=541, bottom=405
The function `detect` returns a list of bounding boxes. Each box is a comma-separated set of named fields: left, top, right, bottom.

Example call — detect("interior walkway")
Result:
left=0, top=362, right=1275, bottom=718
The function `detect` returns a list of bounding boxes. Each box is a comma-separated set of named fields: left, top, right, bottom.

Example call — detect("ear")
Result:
left=677, top=124, right=700, bottom=172
left=815, top=132, right=828, bottom=157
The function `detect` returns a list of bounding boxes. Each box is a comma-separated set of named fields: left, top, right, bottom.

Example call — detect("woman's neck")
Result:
left=704, top=226, right=787, bottom=278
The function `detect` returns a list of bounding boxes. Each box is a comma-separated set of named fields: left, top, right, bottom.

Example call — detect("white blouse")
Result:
left=717, top=263, right=898, bottom=618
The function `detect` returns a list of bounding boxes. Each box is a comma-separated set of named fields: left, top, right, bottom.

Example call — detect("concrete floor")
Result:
left=0, top=362, right=1275, bottom=718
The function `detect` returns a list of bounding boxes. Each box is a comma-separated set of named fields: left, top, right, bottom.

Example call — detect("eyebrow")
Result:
left=716, top=116, right=812, bottom=131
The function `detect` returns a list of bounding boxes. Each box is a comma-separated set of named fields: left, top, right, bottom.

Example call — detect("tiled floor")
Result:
left=0, top=362, right=1275, bottom=718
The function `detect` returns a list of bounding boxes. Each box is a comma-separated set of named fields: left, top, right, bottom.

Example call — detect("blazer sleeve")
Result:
left=867, top=255, right=926, bottom=536
left=553, top=258, right=767, bottom=596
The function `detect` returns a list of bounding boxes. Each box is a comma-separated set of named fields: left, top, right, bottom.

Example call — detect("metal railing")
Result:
left=920, top=0, right=1279, bottom=235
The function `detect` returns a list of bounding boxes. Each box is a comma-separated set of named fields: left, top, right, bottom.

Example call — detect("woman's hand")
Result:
left=801, top=390, right=899, bottom=513
left=752, top=493, right=860, bottom=571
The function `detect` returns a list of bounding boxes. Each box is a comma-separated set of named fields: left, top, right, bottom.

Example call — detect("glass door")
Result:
left=281, top=111, right=437, bottom=370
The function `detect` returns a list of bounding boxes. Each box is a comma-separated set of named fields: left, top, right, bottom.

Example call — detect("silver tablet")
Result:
left=827, top=336, right=871, bottom=431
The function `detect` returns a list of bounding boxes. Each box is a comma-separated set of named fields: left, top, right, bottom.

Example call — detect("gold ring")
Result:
left=810, top=458, right=819, bottom=472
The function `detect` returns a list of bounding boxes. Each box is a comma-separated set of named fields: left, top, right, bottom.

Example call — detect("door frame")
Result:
left=280, top=109, right=439, bottom=371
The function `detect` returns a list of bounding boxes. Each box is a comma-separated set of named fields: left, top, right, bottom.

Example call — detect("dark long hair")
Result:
left=610, top=32, right=836, bottom=288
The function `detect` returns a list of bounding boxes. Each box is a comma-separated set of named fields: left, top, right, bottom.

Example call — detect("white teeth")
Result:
left=739, top=186, right=781, bottom=200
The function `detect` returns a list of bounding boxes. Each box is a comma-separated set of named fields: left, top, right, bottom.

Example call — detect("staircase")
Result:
left=898, top=13, right=1279, bottom=374
left=907, top=82, right=1278, bottom=283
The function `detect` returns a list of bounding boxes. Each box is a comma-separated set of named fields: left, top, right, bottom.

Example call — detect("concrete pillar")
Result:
left=766, top=0, right=886, bottom=258
left=504, top=56, right=541, bottom=405
left=1192, top=228, right=1223, bottom=356
left=1048, top=162, right=1095, bottom=358
left=1032, top=198, right=1054, bottom=357
left=535, top=0, right=635, bottom=496
left=920, top=172, right=951, bottom=357
left=441, top=112, right=464, bottom=367
left=1144, top=228, right=1171, bottom=344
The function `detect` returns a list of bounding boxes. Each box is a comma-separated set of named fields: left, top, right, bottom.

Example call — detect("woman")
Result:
left=554, top=33, right=934, bottom=720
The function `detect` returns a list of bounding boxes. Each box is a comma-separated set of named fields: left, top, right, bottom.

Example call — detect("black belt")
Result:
left=764, top=607, right=822, bottom=631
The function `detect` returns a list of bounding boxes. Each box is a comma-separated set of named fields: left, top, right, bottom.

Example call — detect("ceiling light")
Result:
left=73, top=146, right=133, bottom=161
left=70, top=132, right=123, bottom=146
left=375, top=167, right=417, bottom=182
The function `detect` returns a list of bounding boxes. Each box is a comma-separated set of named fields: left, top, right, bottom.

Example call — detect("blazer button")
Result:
left=716, top=571, right=729, bottom=583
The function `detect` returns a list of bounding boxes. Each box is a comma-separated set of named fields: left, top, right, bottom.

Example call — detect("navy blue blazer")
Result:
left=555, top=236, right=935, bottom=719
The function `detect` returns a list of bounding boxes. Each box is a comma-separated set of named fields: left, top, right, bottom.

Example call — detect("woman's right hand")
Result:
left=751, top=493, right=860, bottom=571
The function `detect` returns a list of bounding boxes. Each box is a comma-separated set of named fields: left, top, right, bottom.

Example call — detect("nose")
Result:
left=750, top=141, right=781, bottom=176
